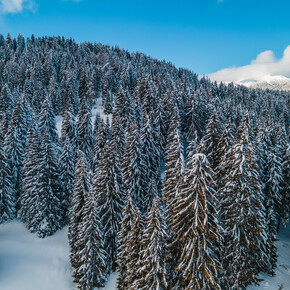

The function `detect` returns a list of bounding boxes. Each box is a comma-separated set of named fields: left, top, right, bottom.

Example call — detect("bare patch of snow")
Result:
left=0, top=221, right=118, bottom=290
left=55, top=98, right=112, bottom=137
left=248, top=224, right=290, bottom=290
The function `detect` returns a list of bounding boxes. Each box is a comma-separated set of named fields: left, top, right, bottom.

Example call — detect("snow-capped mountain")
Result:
left=238, top=75, right=290, bottom=91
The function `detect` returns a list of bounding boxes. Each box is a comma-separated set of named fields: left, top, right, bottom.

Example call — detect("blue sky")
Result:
left=0, top=0, right=289, bottom=77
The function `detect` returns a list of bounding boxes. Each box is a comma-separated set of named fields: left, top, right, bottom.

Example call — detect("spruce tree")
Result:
left=134, top=197, right=168, bottom=289
left=162, top=107, right=185, bottom=288
left=93, top=119, right=107, bottom=172
left=69, top=151, right=90, bottom=283
left=215, top=118, right=235, bottom=185
left=125, top=207, right=144, bottom=288
left=266, top=147, right=283, bottom=227
left=281, top=144, right=290, bottom=227
left=18, top=123, right=40, bottom=226
left=162, top=108, right=185, bottom=214
left=141, top=114, right=161, bottom=202
left=117, top=196, right=135, bottom=290
left=31, top=131, right=63, bottom=237
left=38, top=96, right=59, bottom=144
left=77, top=109, right=93, bottom=167
left=196, top=110, right=222, bottom=170
left=122, top=122, right=147, bottom=213
left=60, top=103, right=78, bottom=151
left=219, top=114, right=266, bottom=289
left=59, top=137, right=75, bottom=224
left=93, top=141, right=124, bottom=275
left=76, top=191, right=107, bottom=289
left=276, top=129, right=289, bottom=230
left=171, top=153, right=221, bottom=289
left=1, top=122, right=24, bottom=222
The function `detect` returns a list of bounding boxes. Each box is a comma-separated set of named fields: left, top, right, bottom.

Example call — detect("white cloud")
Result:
left=208, top=45, right=290, bottom=83
left=0, top=0, right=35, bottom=14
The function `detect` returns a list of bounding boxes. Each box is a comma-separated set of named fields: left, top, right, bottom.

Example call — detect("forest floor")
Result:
left=249, top=224, right=290, bottom=290
left=0, top=221, right=289, bottom=290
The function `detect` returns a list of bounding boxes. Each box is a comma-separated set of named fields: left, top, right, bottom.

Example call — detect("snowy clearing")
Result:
left=0, top=221, right=288, bottom=290
left=248, top=224, right=290, bottom=290
left=55, top=97, right=112, bottom=137
left=0, top=222, right=117, bottom=290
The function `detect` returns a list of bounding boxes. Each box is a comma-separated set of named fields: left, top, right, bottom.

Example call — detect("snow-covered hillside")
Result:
left=0, top=221, right=289, bottom=290
left=238, top=75, right=290, bottom=91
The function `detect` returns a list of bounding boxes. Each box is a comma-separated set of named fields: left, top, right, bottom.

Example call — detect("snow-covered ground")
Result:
left=0, top=221, right=288, bottom=290
left=248, top=224, right=290, bottom=290
left=0, top=221, right=117, bottom=290
left=55, top=97, right=112, bottom=137
left=0, top=222, right=73, bottom=290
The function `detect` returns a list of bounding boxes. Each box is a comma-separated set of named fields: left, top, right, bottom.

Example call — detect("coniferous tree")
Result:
left=93, top=119, right=107, bottom=172
left=196, top=110, right=222, bottom=170
left=125, top=207, right=144, bottom=288
left=171, top=153, right=221, bottom=289
left=122, top=122, right=147, bottom=213
left=117, top=196, right=135, bottom=290
left=69, top=151, right=90, bottom=282
left=134, top=197, right=168, bottom=290
left=93, top=113, right=101, bottom=137
left=266, top=147, right=283, bottom=228
left=18, top=123, right=40, bottom=226
left=38, top=96, right=59, bottom=144
left=31, top=130, right=63, bottom=237
left=276, top=129, right=289, bottom=230
left=281, top=144, right=290, bottom=227
left=141, top=114, right=161, bottom=204
left=1, top=121, right=24, bottom=222
left=77, top=109, right=93, bottom=167
left=59, top=137, right=75, bottom=224
left=215, top=118, right=235, bottom=178
left=61, top=104, right=78, bottom=151
left=0, top=84, right=13, bottom=119
left=76, top=191, right=107, bottom=289
left=93, top=141, right=124, bottom=275
left=162, top=108, right=185, bottom=286
left=219, top=114, right=266, bottom=289
left=186, top=129, right=198, bottom=161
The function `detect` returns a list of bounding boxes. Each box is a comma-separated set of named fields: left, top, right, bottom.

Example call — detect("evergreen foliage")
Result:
left=0, top=34, right=287, bottom=289
left=219, top=114, right=266, bottom=288
left=117, top=196, right=135, bottom=290
left=134, top=197, right=168, bottom=290
left=93, top=141, right=124, bottom=275
left=171, top=153, right=221, bottom=289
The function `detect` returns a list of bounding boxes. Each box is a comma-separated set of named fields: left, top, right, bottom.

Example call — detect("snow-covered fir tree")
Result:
left=18, top=122, right=40, bottom=226
left=134, top=196, right=168, bottom=290
left=171, top=153, right=221, bottom=289
left=31, top=130, right=63, bottom=237
left=59, top=137, right=75, bottom=224
left=124, top=207, right=144, bottom=289
left=117, top=196, right=135, bottom=290
left=61, top=103, right=78, bottom=151
left=76, top=191, right=107, bottom=289
left=93, top=141, right=124, bottom=275
left=122, top=121, right=147, bottom=213
left=0, top=118, right=24, bottom=222
left=69, top=151, right=90, bottom=283
left=219, top=114, right=267, bottom=288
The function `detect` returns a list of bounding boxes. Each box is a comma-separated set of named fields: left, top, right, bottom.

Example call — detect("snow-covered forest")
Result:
left=0, top=34, right=289, bottom=289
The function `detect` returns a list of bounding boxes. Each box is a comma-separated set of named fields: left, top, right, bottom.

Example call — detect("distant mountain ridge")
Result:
left=237, top=75, right=290, bottom=91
